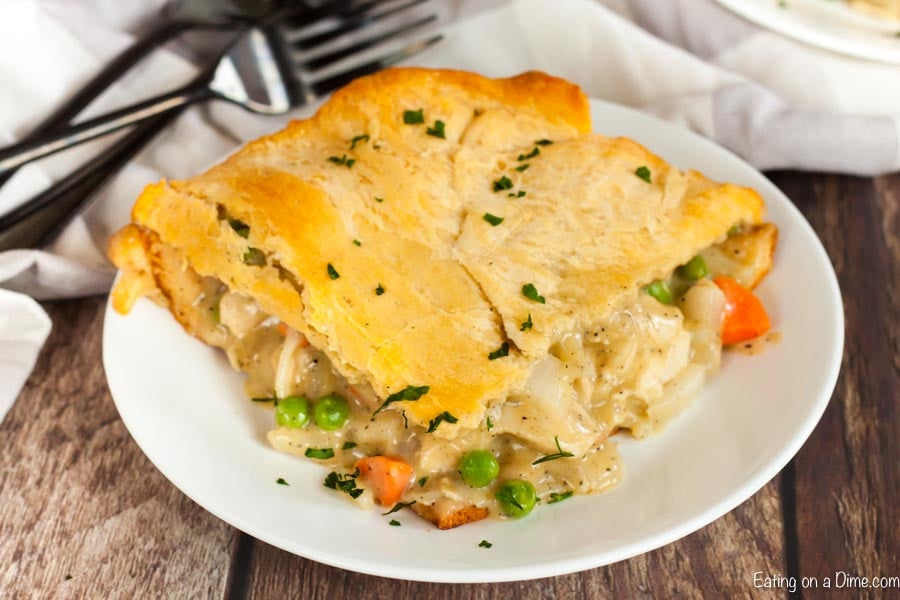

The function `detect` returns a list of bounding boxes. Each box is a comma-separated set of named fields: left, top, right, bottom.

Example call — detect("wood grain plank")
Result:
left=242, top=477, right=785, bottom=599
left=769, top=172, right=900, bottom=599
left=0, top=298, right=239, bottom=599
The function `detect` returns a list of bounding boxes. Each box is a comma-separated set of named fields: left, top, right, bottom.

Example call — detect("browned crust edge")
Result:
left=412, top=503, right=490, bottom=530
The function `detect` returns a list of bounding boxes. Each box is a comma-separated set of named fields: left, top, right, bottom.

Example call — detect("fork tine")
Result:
left=308, top=34, right=442, bottom=98
left=278, top=0, right=381, bottom=30
left=291, top=0, right=432, bottom=51
left=279, top=0, right=383, bottom=39
left=298, top=13, right=437, bottom=72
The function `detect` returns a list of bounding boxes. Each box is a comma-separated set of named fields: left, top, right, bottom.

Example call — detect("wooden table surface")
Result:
left=1, top=170, right=897, bottom=599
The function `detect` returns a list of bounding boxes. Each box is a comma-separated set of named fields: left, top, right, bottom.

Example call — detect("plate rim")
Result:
left=714, top=0, right=900, bottom=65
left=102, top=98, right=845, bottom=583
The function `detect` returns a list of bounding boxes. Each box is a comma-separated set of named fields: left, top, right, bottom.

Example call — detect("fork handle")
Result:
left=0, top=110, right=182, bottom=251
left=0, top=19, right=196, bottom=190
left=0, top=84, right=215, bottom=176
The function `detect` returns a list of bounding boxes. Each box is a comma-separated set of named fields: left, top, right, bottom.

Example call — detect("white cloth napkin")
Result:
left=1, top=0, right=898, bottom=418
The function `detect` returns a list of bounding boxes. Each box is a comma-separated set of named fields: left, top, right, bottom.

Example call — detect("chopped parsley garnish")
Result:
left=483, top=213, right=504, bottom=226
left=276, top=477, right=289, bottom=486
left=495, top=485, right=523, bottom=510
left=520, top=313, right=533, bottom=331
left=228, top=218, right=250, bottom=238
left=373, top=385, right=430, bottom=415
left=517, top=147, right=539, bottom=161
left=426, top=411, right=458, bottom=433
left=487, top=342, right=510, bottom=360
left=532, top=435, right=575, bottom=465
left=478, top=540, right=493, bottom=548
left=508, top=190, right=526, bottom=198
left=492, top=176, right=513, bottom=192
left=426, top=120, right=446, bottom=139
left=349, top=133, right=370, bottom=149
left=375, top=283, right=385, bottom=296
left=486, top=416, right=494, bottom=430
left=548, top=490, right=574, bottom=504
left=403, top=109, right=425, bottom=124
left=305, top=447, right=334, bottom=459
left=342, top=441, right=358, bottom=450
left=635, top=165, right=652, bottom=183
left=418, top=476, right=428, bottom=487
left=327, top=154, right=355, bottom=168
left=327, top=263, right=340, bottom=280
left=374, top=197, right=384, bottom=203
left=535, top=139, right=553, bottom=146
left=514, top=163, right=530, bottom=172
left=323, top=469, right=363, bottom=499
left=243, top=248, right=266, bottom=266
left=382, top=500, right=417, bottom=515
left=65, top=575, right=73, bottom=581
left=522, top=283, right=545, bottom=304
left=389, top=519, right=401, bottom=526
left=352, top=239, right=362, bottom=247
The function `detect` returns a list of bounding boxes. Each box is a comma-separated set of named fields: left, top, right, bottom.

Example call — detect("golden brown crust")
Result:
left=109, top=224, right=229, bottom=348
left=412, top=503, right=490, bottom=530
left=700, top=223, right=778, bottom=289
left=742, top=223, right=778, bottom=289
left=318, top=68, right=592, bottom=134
left=107, top=224, right=164, bottom=314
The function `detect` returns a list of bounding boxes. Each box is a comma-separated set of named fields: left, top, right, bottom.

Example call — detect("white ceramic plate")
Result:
left=716, top=0, right=900, bottom=64
left=103, top=99, right=843, bottom=583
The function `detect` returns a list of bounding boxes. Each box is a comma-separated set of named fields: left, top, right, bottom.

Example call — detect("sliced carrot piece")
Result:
left=355, top=456, right=413, bottom=507
left=713, top=276, right=772, bottom=345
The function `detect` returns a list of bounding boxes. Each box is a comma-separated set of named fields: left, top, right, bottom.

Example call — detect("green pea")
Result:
left=645, top=280, right=672, bottom=304
left=209, top=301, right=221, bottom=324
left=495, top=480, right=537, bottom=518
left=313, top=394, right=349, bottom=430
left=676, top=255, right=709, bottom=281
left=275, top=396, right=310, bottom=428
left=458, top=450, right=500, bottom=488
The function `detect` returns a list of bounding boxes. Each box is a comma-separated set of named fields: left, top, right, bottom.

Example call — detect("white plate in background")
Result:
left=102, top=99, right=844, bottom=583
left=716, top=0, right=900, bottom=64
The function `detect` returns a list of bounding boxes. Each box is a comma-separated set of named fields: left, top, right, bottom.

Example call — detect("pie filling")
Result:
left=181, top=243, right=740, bottom=521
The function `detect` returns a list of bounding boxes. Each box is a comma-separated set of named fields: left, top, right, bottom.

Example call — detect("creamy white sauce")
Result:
left=206, top=279, right=724, bottom=520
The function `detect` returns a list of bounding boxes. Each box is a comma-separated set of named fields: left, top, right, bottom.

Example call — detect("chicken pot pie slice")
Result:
left=109, top=68, right=776, bottom=528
